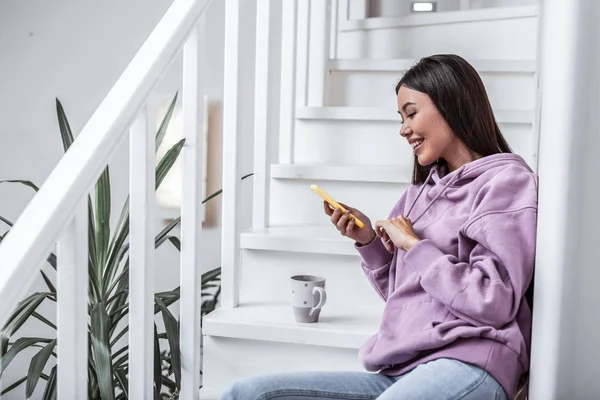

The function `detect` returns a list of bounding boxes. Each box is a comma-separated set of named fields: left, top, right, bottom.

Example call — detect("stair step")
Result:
left=329, top=58, right=537, bottom=73
left=339, top=5, right=539, bottom=31
left=199, top=387, right=219, bottom=400
left=203, top=301, right=381, bottom=349
left=296, top=107, right=534, bottom=124
left=241, top=225, right=356, bottom=256
left=271, top=163, right=412, bottom=184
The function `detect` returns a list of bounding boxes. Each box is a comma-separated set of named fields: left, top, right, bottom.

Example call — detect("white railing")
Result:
left=0, top=0, right=210, bottom=398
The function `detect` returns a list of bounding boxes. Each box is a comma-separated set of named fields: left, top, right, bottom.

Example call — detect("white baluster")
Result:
left=57, top=202, right=88, bottom=399
left=278, top=0, right=298, bottom=163
left=307, top=0, right=331, bottom=106
left=330, top=0, right=339, bottom=59
left=129, top=107, right=155, bottom=398
left=253, top=0, right=279, bottom=228
left=221, top=0, right=243, bottom=308
left=295, top=0, right=310, bottom=108
left=180, top=19, right=206, bottom=400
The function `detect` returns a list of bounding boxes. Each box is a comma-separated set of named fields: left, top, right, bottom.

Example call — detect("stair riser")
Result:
left=329, top=70, right=536, bottom=111
left=337, top=18, right=538, bottom=59
left=293, top=120, right=533, bottom=166
left=203, top=336, right=366, bottom=394
left=240, top=250, right=384, bottom=309
left=269, top=179, right=408, bottom=226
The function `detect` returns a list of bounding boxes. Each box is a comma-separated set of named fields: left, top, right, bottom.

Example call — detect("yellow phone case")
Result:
left=310, top=184, right=365, bottom=228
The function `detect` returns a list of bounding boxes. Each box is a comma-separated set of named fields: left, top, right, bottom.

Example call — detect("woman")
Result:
left=221, top=54, right=537, bottom=400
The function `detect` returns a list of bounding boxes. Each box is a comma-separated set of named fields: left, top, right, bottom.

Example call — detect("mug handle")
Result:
left=309, top=286, right=327, bottom=317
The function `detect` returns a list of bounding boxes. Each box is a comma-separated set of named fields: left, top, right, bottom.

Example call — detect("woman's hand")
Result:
left=375, top=216, right=421, bottom=252
left=323, top=201, right=376, bottom=246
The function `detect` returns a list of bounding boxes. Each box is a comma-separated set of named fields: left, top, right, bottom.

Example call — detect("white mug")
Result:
left=290, top=275, right=327, bottom=323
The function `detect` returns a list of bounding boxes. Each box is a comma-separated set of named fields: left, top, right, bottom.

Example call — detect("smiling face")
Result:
left=397, top=84, right=460, bottom=167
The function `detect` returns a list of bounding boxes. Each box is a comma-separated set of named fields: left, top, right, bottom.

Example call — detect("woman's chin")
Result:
left=416, top=154, right=436, bottom=166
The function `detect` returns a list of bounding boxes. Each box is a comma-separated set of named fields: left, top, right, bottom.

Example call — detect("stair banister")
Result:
left=0, top=0, right=211, bottom=398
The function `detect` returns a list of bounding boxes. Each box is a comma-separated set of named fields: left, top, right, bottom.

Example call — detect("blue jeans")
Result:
left=220, top=358, right=507, bottom=400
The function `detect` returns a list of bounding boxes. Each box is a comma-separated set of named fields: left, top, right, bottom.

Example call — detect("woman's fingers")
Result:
left=323, top=201, right=334, bottom=216
left=336, top=210, right=351, bottom=234
left=346, top=216, right=355, bottom=235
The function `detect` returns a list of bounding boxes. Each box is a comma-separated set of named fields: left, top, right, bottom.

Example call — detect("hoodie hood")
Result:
left=406, top=153, right=533, bottom=225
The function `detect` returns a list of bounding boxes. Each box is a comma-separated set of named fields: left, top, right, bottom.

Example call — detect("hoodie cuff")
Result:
left=355, top=236, right=393, bottom=270
left=403, top=239, right=445, bottom=277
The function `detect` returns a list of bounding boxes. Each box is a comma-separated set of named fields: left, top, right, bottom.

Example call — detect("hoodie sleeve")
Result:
left=403, top=205, right=537, bottom=329
left=354, top=192, right=408, bottom=301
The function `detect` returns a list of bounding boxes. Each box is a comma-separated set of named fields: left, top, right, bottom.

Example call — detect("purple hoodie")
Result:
left=355, top=154, right=537, bottom=398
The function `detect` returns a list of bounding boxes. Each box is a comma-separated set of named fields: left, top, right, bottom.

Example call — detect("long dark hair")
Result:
left=396, top=54, right=512, bottom=184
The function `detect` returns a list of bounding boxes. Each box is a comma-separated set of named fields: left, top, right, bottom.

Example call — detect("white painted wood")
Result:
left=339, top=4, right=539, bottom=30
left=57, top=202, right=88, bottom=399
left=238, top=249, right=383, bottom=310
left=203, top=301, right=381, bottom=349
left=338, top=0, right=349, bottom=22
left=329, top=58, right=537, bottom=73
left=179, top=20, right=206, bottom=400
left=529, top=1, right=600, bottom=398
left=307, top=0, right=330, bottom=106
left=329, top=0, right=339, bottom=59
left=221, top=0, right=243, bottom=308
left=271, top=163, right=412, bottom=183
left=253, top=0, right=274, bottom=228
left=297, top=106, right=534, bottom=124
left=460, top=0, right=471, bottom=11
left=199, top=387, right=220, bottom=400
left=0, top=0, right=211, bottom=329
left=278, top=0, right=298, bottom=163
left=241, top=225, right=356, bottom=256
left=294, top=0, right=310, bottom=108
left=129, top=108, right=155, bottom=399
left=348, top=0, right=369, bottom=19
left=203, top=337, right=365, bottom=393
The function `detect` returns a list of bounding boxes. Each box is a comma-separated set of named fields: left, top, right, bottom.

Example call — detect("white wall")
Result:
left=0, top=0, right=255, bottom=398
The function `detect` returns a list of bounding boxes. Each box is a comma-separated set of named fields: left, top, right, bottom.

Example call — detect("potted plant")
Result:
left=0, top=94, right=250, bottom=399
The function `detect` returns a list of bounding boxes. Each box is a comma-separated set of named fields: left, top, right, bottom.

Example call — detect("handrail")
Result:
left=0, top=0, right=209, bottom=329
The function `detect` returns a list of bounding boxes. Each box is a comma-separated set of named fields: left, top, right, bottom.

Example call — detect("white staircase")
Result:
left=203, top=0, right=541, bottom=395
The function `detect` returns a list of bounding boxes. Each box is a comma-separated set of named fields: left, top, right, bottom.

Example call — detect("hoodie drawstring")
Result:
left=405, top=166, right=464, bottom=225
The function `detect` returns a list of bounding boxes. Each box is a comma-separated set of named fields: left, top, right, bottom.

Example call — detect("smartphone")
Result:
left=310, top=184, right=365, bottom=228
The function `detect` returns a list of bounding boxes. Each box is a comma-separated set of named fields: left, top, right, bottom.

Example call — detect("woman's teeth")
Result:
left=411, top=140, right=423, bottom=149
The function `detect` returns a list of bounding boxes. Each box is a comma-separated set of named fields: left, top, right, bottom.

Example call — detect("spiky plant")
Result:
left=0, top=95, right=249, bottom=399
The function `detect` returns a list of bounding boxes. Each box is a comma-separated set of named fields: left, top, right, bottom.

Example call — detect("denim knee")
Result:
left=220, top=376, right=271, bottom=400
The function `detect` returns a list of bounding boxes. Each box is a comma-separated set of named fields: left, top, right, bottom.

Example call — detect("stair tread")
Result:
left=339, top=5, right=539, bottom=31
left=297, top=106, right=534, bottom=124
left=329, top=58, right=537, bottom=73
left=203, top=301, right=382, bottom=349
left=271, top=163, right=412, bottom=183
left=241, top=225, right=357, bottom=255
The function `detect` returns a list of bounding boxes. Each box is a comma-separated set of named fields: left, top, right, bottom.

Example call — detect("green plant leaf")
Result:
left=156, top=138, right=185, bottom=190
left=114, top=367, right=128, bottom=399
left=1, top=293, right=52, bottom=354
left=91, top=304, right=115, bottom=400
left=41, top=366, right=57, bottom=400
left=94, top=167, right=111, bottom=278
left=156, top=92, right=178, bottom=151
left=39, top=270, right=56, bottom=294
left=167, top=236, right=181, bottom=251
left=154, top=218, right=181, bottom=248
left=0, top=218, right=57, bottom=270
left=25, top=339, right=56, bottom=398
left=154, top=324, right=162, bottom=395
left=155, top=298, right=181, bottom=387
left=55, top=99, right=74, bottom=152
left=0, top=180, right=40, bottom=192
left=0, top=376, right=27, bottom=395
left=0, top=337, right=53, bottom=375
left=32, top=312, right=56, bottom=330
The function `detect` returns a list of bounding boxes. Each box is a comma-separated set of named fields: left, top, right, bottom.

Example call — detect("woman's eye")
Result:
left=408, top=112, right=416, bottom=119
